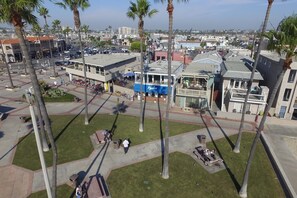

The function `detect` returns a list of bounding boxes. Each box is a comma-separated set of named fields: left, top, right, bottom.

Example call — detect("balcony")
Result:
left=176, top=85, right=208, bottom=97
left=229, top=88, right=266, bottom=103
left=66, top=67, right=112, bottom=82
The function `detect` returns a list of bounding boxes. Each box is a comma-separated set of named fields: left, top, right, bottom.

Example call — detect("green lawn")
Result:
left=43, top=92, right=76, bottom=102
left=28, top=184, right=73, bottom=198
left=107, top=133, right=284, bottom=198
left=13, top=114, right=201, bottom=170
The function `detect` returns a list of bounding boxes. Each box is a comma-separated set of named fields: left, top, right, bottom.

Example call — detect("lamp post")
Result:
left=1, top=39, right=14, bottom=88
left=24, top=91, right=52, bottom=198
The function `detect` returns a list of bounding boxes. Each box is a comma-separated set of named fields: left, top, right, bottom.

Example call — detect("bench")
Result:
left=87, top=175, right=106, bottom=198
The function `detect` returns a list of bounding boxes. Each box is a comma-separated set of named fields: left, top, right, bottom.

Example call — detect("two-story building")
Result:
left=133, top=60, right=183, bottom=105
left=257, top=51, right=297, bottom=119
left=66, top=54, right=139, bottom=91
left=221, top=55, right=269, bottom=114
left=175, top=62, right=215, bottom=111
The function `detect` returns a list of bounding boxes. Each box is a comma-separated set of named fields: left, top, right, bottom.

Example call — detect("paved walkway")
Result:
left=0, top=71, right=296, bottom=197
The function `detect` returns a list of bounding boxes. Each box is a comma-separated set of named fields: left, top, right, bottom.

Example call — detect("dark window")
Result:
left=288, top=70, right=296, bottom=83
left=283, top=89, right=291, bottom=101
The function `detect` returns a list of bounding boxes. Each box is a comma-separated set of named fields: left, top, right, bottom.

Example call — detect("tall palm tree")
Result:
left=63, top=25, right=72, bottom=47
left=0, top=40, right=14, bottom=88
left=38, top=7, right=56, bottom=76
left=233, top=0, right=275, bottom=153
left=31, top=23, right=44, bottom=59
left=0, top=1, right=58, bottom=197
left=239, top=14, right=297, bottom=198
left=127, top=0, right=158, bottom=132
left=52, top=19, right=61, bottom=35
left=155, top=0, right=188, bottom=179
left=56, top=0, right=90, bottom=125
left=81, top=24, right=89, bottom=46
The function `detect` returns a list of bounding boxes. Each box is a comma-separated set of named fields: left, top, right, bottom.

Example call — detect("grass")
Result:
left=43, top=92, right=76, bottom=102
left=13, top=114, right=201, bottom=170
left=28, top=184, right=73, bottom=198
left=107, top=133, right=284, bottom=198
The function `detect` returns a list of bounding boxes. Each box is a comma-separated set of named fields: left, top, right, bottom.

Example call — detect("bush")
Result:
left=45, top=88, right=65, bottom=98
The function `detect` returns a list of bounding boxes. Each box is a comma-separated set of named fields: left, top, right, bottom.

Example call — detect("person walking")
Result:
left=75, top=185, right=82, bottom=198
left=122, top=138, right=130, bottom=154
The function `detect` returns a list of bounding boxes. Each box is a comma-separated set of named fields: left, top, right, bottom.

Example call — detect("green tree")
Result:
left=52, top=19, right=62, bottom=35
left=38, top=7, right=56, bottom=76
left=155, top=0, right=189, bottom=179
left=63, top=26, right=72, bottom=46
left=239, top=14, right=297, bottom=198
left=127, top=0, right=158, bottom=132
left=56, top=0, right=90, bottom=125
left=81, top=24, right=89, bottom=39
left=130, top=41, right=147, bottom=52
left=0, top=0, right=57, bottom=197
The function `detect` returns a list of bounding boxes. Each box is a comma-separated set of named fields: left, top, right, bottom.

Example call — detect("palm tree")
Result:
left=127, top=0, right=158, bottom=132
left=0, top=1, right=58, bottom=197
left=63, top=26, right=72, bottom=47
left=52, top=19, right=61, bottom=36
left=31, top=23, right=43, bottom=59
left=56, top=0, right=90, bottom=125
left=239, top=14, right=297, bottom=198
left=155, top=0, right=188, bottom=179
left=0, top=40, right=14, bottom=88
left=38, top=7, right=56, bottom=76
left=81, top=24, right=89, bottom=43
left=233, top=0, right=275, bottom=154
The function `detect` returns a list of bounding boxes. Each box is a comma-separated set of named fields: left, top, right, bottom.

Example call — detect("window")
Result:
left=235, top=81, right=239, bottom=88
left=96, top=66, right=99, bottom=74
left=283, top=89, right=291, bottom=101
left=288, top=70, right=296, bottom=83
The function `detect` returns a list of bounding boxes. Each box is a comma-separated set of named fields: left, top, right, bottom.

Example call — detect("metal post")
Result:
left=25, top=91, right=52, bottom=198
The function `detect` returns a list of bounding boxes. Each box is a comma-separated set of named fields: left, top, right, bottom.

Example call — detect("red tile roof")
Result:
left=0, top=36, right=55, bottom=44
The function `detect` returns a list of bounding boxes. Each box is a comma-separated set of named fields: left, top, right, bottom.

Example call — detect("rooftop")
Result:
left=135, top=60, right=183, bottom=75
left=71, top=54, right=137, bottom=67
left=192, top=50, right=222, bottom=63
left=183, top=62, right=216, bottom=76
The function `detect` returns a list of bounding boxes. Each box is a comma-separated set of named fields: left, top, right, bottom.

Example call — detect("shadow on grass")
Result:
left=200, top=114, right=240, bottom=192
left=157, top=97, right=165, bottom=168
left=0, top=131, right=32, bottom=160
left=89, top=93, right=112, bottom=122
left=207, top=110, right=235, bottom=149
left=54, top=93, right=110, bottom=142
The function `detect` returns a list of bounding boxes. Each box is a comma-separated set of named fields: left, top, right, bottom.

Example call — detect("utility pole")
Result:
left=25, top=91, right=52, bottom=198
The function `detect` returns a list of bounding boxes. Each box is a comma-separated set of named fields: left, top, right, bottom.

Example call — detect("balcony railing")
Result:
left=176, top=87, right=208, bottom=97
left=229, top=88, right=266, bottom=103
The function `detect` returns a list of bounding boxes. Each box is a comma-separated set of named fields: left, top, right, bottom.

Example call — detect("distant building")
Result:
left=118, top=27, right=137, bottom=36
left=0, top=36, right=64, bottom=62
left=257, top=51, right=297, bottom=119
left=154, top=50, right=193, bottom=64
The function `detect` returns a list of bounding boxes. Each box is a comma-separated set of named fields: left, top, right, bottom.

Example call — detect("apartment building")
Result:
left=221, top=55, right=269, bottom=114
left=257, top=51, right=297, bottom=119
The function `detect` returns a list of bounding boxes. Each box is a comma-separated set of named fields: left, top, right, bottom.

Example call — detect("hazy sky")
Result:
left=3, top=0, right=297, bottom=31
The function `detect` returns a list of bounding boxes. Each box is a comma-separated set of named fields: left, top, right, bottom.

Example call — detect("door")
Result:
left=279, top=106, right=287, bottom=118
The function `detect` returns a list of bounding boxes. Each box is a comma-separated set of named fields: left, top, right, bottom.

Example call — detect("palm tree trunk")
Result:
left=35, top=99, right=49, bottom=152
left=78, top=29, right=89, bottom=125
left=1, top=43, right=14, bottom=88
left=162, top=0, right=173, bottom=179
left=15, top=26, right=57, bottom=198
left=44, top=18, right=55, bottom=77
left=233, top=0, right=273, bottom=153
left=139, top=30, right=144, bottom=132
left=239, top=67, right=286, bottom=198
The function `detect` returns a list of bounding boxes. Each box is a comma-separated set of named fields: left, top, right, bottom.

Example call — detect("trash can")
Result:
left=69, top=174, right=78, bottom=187
left=198, top=135, right=206, bottom=145
left=113, top=139, right=121, bottom=149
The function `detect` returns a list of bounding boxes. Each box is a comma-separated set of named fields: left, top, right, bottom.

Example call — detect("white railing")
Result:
left=176, top=88, right=207, bottom=97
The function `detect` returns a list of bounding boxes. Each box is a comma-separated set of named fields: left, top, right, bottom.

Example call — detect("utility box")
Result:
left=198, top=135, right=206, bottom=145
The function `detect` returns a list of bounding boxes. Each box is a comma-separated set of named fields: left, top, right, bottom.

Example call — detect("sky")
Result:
left=2, top=0, right=297, bottom=31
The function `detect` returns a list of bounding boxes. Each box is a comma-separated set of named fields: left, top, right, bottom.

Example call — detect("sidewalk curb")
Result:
left=261, top=132, right=296, bottom=198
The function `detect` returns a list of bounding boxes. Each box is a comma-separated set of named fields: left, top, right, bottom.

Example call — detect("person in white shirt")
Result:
left=122, top=139, right=130, bottom=154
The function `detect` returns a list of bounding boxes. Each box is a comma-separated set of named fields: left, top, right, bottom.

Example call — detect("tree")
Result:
left=52, top=19, right=62, bottom=35
left=155, top=0, right=188, bottom=179
left=56, top=0, right=90, bottom=125
left=130, top=41, right=147, bottom=52
left=63, top=26, right=72, bottom=46
left=0, top=0, right=58, bottom=197
left=38, top=7, right=56, bottom=76
left=239, top=14, right=297, bottom=198
left=127, top=0, right=158, bottom=132
left=233, top=0, right=275, bottom=154
left=31, top=23, right=43, bottom=59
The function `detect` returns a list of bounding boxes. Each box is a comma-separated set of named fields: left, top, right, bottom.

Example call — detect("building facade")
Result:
left=257, top=51, right=297, bottom=119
